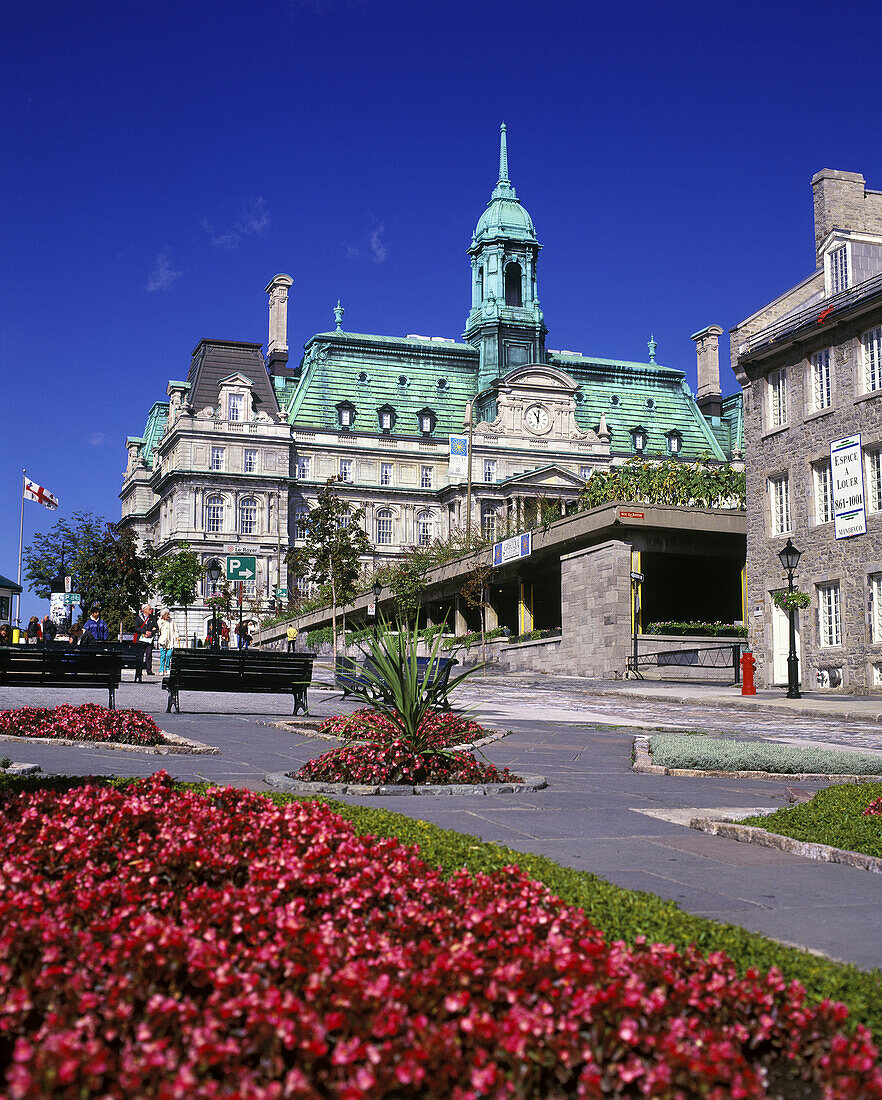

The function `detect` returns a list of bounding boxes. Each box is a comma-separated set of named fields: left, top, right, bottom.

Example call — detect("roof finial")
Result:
left=648, top=333, right=657, bottom=365
left=334, top=300, right=344, bottom=332
left=498, top=122, right=509, bottom=185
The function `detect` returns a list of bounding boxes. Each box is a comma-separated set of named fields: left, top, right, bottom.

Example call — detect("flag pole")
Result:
left=16, top=468, right=26, bottom=629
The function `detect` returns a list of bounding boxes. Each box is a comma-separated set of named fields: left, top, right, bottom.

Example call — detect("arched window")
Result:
left=293, top=507, right=309, bottom=540
left=417, top=511, right=433, bottom=546
left=376, top=509, right=393, bottom=546
left=477, top=266, right=484, bottom=300
left=504, top=261, right=522, bottom=307
left=239, top=498, right=257, bottom=535
left=206, top=496, right=224, bottom=534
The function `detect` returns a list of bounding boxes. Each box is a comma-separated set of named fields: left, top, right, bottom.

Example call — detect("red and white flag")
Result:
left=23, top=479, right=59, bottom=510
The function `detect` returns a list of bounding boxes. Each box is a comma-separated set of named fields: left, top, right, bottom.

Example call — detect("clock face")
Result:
left=525, top=404, right=550, bottom=433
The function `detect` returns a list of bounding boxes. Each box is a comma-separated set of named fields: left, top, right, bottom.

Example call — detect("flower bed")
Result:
left=320, top=708, right=490, bottom=747
left=0, top=704, right=166, bottom=746
left=296, top=738, right=521, bottom=785
left=0, top=773, right=879, bottom=1098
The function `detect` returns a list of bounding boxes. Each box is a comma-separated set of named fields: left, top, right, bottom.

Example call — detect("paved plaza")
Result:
left=2, top=665, right=881, bottom=971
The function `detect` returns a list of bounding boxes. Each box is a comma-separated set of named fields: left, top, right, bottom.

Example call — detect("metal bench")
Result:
left=0, top=646, right=123, bottom=709
left=335, top=654, right=458, bottom=709
left=163, top=649, right=315, bottom=714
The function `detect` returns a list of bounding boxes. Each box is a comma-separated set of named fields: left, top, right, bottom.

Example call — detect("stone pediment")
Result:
left=498, top=363, right=578, bottom=396
left=218, top=372, right=257, bottom=389
left=502, top=464, right=588, bottom=490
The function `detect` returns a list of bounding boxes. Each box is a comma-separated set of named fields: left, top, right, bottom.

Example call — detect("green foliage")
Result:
left=646, top=621, right=748, bottom=637
left=23, top=512, right=156, bottom=632
left=442, top=627, right=508, bottom=650
left=306, top=626, right=335, bottom=648
left=344, top=621, right=480, bottom=751
left=772, top=589, right=812, bottom=612
left=649, top=734, right=882, bottom=775
left=579, top=458, right=746, bottom=510
left=384, top=547, right=428, bottom=627
left=153, top=545, right=204, bottom=609
left=741, top=783, right=882, bottom=859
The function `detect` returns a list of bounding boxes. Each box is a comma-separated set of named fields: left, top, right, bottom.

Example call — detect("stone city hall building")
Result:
left=120, top=127, right=742, bottom=640
left=733, top=169, right=882, bottom=691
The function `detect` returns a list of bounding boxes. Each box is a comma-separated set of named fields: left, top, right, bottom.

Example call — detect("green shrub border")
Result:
left=1, top=773, right=880, bottom=1039
left=741, top=782, right=882, bottom=861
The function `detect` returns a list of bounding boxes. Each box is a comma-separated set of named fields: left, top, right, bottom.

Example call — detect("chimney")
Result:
left=265, top=273, right=293, bottom=373
left=691, top=325, right=723, bottom=420
left=811, top=169, right=865, bottom=261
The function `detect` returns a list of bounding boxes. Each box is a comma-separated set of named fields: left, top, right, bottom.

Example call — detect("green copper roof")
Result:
left=472, top=124, right=537, bottom=246
left=140, top=402, right=169, bottom=464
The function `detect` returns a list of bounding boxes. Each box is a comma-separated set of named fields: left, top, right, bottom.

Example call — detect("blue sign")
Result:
left=492, top=531, right=531, bottom=567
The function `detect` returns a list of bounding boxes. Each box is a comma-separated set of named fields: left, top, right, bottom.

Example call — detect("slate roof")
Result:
left=186, top=340, right=281, bottom=419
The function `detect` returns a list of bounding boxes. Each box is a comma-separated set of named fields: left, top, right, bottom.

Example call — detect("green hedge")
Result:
left=646, top=620, right=748, bottom=638
left=742, top=783, right=882, bottom=860
left=650, top=734, right=882, bottom=775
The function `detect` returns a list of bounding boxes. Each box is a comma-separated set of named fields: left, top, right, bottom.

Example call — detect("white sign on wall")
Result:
left=448, top=435, right=469, bottom=479
left=830, top=433, right=867, bottom=539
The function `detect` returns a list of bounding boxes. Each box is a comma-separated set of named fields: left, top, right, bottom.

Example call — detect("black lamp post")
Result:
left=778, top=538, right=802, bottom=699
left=206, top=562, right=222, bottom=650
left=372, top=579, right=382, bottom=638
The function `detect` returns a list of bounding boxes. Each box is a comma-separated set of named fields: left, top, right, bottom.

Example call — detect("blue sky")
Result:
left=3, top=0, right=881, bottom=622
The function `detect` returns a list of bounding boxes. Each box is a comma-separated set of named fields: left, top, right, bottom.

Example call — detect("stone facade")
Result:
left=733, top=169, right=882, bottom=691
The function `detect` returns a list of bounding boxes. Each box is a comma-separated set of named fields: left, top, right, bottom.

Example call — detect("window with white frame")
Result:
left=206, top=496, right=224, bottom=534
left=239, top=498, right=257, bottom=535
left=867, top=448, right=882, bottom=512
left=228, top=393, right=244, bottom=422
left=417, top=511, right=433, bottom=546
left=862, top=327, right=882, bottom=393
left=871, top=574, right=882, bottom=643
left=767, top=369, right=788, bottom=428
left=210, top=446, right=225, bottom=471
left=293, top=507, right=308, bottom=540
left=769, top=474, right=791, bottom=535
left=338, top=510, right=351, bottom=528
left=420, top=465, right=432, bottom=488
left=244, top=448, right=257, bottom=473
left=380, top=462, right=393, bottom=486
left=579, top=465, right=590, bottom=479
left=810, top=350, right=832, bottom=411
left=828, top=245, right=849, bottom=295
left=339, top=458, right=353, bottom=482
left=813, top=462, right=834, bottom=524
left=483, top=459, right=497, bottom=483
left=817, top=581, right=842, bottom=647
left=481, top=504, right=497, bottom=540
left=376, top=509, right=393, bottom=545
left=296, top=455, right=311, bottom=479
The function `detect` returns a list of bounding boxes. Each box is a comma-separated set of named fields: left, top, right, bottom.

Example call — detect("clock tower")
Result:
left=464, top=124, right=547, bottom=392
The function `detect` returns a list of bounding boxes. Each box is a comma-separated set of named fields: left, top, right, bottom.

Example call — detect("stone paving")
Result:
left=1, top=669, right=881, bottom=971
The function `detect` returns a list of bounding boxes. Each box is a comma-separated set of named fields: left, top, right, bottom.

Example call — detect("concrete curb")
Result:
left=264, top=771, right=548, bottom=797
left=689, top=816, right=882, bottom=876
left=0, top=731, right=220, bottom=755
left=1, top=762, right=41, bottom=776
left=609, top=687, right=882, bottom=723
left=631, top=735, right=879, bottom=782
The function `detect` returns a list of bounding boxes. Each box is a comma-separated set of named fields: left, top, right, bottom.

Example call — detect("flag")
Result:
left=24, top=479, right=59, bottom=510
left=449, top=434, right=468, bottom=479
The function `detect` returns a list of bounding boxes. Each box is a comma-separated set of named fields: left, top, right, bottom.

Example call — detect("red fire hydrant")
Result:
left=740, top=649, right=756, bottom=696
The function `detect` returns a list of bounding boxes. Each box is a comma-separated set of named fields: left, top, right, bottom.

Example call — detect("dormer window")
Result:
left=666, top=430, right=683, bottom=456
left=228, top=393, right=244, bottom=422
left=417, top=408, right=436, bottom=436
left=631, top=427, right=647, bottom=454
left=337, top=401, right=356, bottom=430
left=827, top=243, right=850, bottom=296
left=377, top=404, right=396, bottom=433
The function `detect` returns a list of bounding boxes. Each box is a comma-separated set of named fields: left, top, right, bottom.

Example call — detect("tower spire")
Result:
left=491, top=122, right=516, bottom=200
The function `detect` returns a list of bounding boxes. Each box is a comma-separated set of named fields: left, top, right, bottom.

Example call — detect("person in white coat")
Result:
left=157, top=610, right=180, bottom=676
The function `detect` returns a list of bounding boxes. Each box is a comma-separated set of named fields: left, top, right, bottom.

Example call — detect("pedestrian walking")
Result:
left=134, top=606, right=158, bottom=673
left=26, top=617, right=42, bottom=644
left=220, top=620, right=230, bottom=649
left=157, top=610, right=179, bottom=676
left=82, top=606, right=109, bottom=643
left=41, top=615, right=57, bottom=644
left=286, top=624, right=298, bottom=652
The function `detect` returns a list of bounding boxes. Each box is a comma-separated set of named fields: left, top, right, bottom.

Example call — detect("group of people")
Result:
left=204, top=619, right=253, bottom=649
left=134, top=606, right=181, bottom=676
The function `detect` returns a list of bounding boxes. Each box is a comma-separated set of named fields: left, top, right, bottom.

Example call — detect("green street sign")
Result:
left=63, top=593, right=81, bottom=606
left=275, top=586, right=288, bottom=599
left=226, top=555, right=256, bottom=581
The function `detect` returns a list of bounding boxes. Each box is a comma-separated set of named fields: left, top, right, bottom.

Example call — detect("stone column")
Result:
left=265, top=274, right=293, bottom=359
left=485, top=589, right=500, bottom=631
left=454, top=598, right=468, bottom=636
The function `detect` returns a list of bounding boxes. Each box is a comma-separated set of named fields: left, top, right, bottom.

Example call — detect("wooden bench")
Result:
left=0, top=646, right=123, bottom=709
left=335, top=654, right=458, bottom=709
left=163, top=649, right=315, bottom=714
left=44, top=640, right=148, bottom=681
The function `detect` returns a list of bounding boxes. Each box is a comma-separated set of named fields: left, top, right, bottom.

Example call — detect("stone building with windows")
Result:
left=120, top=126, right=742, bottom=639
left=732, top=169, right=882, bottom=690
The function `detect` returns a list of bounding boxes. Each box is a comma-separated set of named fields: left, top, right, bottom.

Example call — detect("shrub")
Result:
left=741, top=782, right=882, bottom=860
left=0, top=704, right=166, bottom=746
left=2, top=773, right=879, bottom=1098
left=319, top=708, right=490, bottom=747
left=649, top=734, right=882, bottom=775
left=646, top=621, right=748, bottom=638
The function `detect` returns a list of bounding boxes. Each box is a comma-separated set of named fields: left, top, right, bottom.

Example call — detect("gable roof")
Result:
left=186, top=340, right=281, bottom=419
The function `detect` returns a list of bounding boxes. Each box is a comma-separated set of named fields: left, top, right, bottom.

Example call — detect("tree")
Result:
left=154, top=545, right=205, bottom=646
left=23, top=512, right=156, bottom=633
left=384, top=546, right=429, bottom=628
left=286, top=479, right=370, bottom=659
left=461, top=556, right=497, bottom=668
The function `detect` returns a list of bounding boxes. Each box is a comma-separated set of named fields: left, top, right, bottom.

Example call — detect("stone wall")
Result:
left=558, top=539, right=632, bottom=677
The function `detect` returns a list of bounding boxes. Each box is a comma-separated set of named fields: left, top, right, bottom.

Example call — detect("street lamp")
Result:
left=206, top=561, right=222, bottom=650
left=777, top=538, right=802, bottom=699
left=372, top=579, right=382, bottom=638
